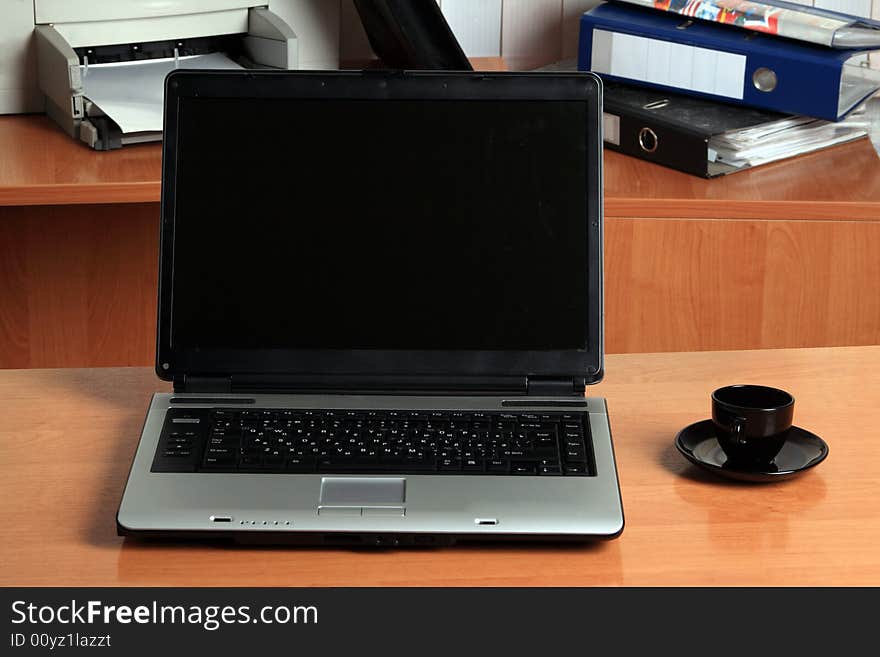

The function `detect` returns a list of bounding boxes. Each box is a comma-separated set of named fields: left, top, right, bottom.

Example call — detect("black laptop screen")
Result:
left=171, top=97, right=589, bottom=352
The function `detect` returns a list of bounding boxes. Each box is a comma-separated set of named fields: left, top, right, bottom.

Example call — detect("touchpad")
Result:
left=319, top=477, right=406, bottom=506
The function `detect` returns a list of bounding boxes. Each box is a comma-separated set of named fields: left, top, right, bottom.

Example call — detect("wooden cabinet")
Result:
left=1, top=115, right=879, bottom=368
left=603, top=138, right=880, bottom=353
left=0, top=202, right=158, bottom=368
left=605, top=216, right=880, bottom=353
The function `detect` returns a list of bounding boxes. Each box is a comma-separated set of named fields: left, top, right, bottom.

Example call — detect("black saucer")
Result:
left=675, top=419, right=828, bottom=482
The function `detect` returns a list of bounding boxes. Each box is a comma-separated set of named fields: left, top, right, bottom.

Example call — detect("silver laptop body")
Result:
left=117, top=70, right=624, bottom=545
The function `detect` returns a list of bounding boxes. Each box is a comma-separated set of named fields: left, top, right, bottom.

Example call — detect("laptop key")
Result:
left=264, top=452, right=285, bottom=466
left=462, top=458, right=484, bottom=472
left=488, top=459, right=509, bottom=473
left=286, top=457, right=316, bottom=472
left=439, top=458, right=462, bottom=471
left=204, top=455, right=235, bottom=467
left=177, top=407, right=587, bottom=475
left=564, top=445, right=586, bottom=462
left=239, top=457, right=272, bottom=470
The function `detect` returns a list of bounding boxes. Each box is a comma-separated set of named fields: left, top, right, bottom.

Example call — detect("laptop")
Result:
left=117, top=69, right=624, bottom=545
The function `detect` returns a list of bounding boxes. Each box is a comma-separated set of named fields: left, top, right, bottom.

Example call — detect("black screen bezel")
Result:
left=157, top=70, right=604, bottom=384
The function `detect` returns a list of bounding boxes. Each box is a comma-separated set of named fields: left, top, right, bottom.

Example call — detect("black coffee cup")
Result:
left=711, top=385, right=794, bottom=466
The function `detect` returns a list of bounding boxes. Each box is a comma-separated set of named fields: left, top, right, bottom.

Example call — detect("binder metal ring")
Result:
left=638, top=127, right=658, bottom=153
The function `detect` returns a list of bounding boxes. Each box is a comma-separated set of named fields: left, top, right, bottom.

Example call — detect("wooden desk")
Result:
left=1, top=346, right=878, bottom=586
left=2, top=115, right=880, bottom=367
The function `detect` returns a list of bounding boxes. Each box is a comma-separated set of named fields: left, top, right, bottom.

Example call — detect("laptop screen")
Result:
left=170, top=96, right=590, bottom=354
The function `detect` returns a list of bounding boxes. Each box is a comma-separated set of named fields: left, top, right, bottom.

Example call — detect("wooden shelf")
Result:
left=604, top=137, right=880, bottom=221
left=2, top=113, right=879, bottom=367
left=2, top=114, right=880, bottom=218
left=0, top=115, right=161, bottom=206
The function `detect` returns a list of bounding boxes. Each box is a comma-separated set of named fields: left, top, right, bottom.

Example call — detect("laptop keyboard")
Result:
left=151, top=408, right=595, bottom=476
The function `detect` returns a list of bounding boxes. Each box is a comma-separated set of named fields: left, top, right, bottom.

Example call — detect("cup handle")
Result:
left=730, top=417, right=748, bottom=445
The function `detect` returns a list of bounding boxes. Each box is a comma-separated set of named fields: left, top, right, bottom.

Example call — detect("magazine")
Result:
left=616, top=0, right=880, bottom=48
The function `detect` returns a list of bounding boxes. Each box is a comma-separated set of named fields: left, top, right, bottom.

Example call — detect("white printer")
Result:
left=2, top=0, right=340, bottom=149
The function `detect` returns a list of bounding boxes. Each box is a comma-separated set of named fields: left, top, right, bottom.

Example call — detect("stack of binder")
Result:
left=578, top=0, right=880, bottom=177
left=602, top=79, right=868, bottom=177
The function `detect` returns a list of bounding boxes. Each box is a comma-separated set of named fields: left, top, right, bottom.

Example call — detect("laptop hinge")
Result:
left=174, top=375, right=233, bottom=394
left=526, top=377, right=584, bottom=396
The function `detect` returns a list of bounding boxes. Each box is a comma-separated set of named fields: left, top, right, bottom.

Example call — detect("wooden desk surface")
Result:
left=1, top=346, right=878, bottom=586
left=2, top=114, right=879, bottom=219
left=0, top=116, right=161, bottom=206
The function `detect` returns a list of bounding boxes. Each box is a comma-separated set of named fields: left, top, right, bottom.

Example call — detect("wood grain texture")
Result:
left=0, top=347, right=877, bottom=586
left=0, top=116, right=161, bottom=206
left=3, top=115, right=880, bottom=220
left=604, top=139, right=880, bottom=221
left=0, top=203, right=159, bottom=368
left=2, top=210, right=877, bottom=368
left=605, top=217, right=880, bottom=353
left=2, top=115, right=879, bottom=368
left=468, top=56, right=507, bottom=71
